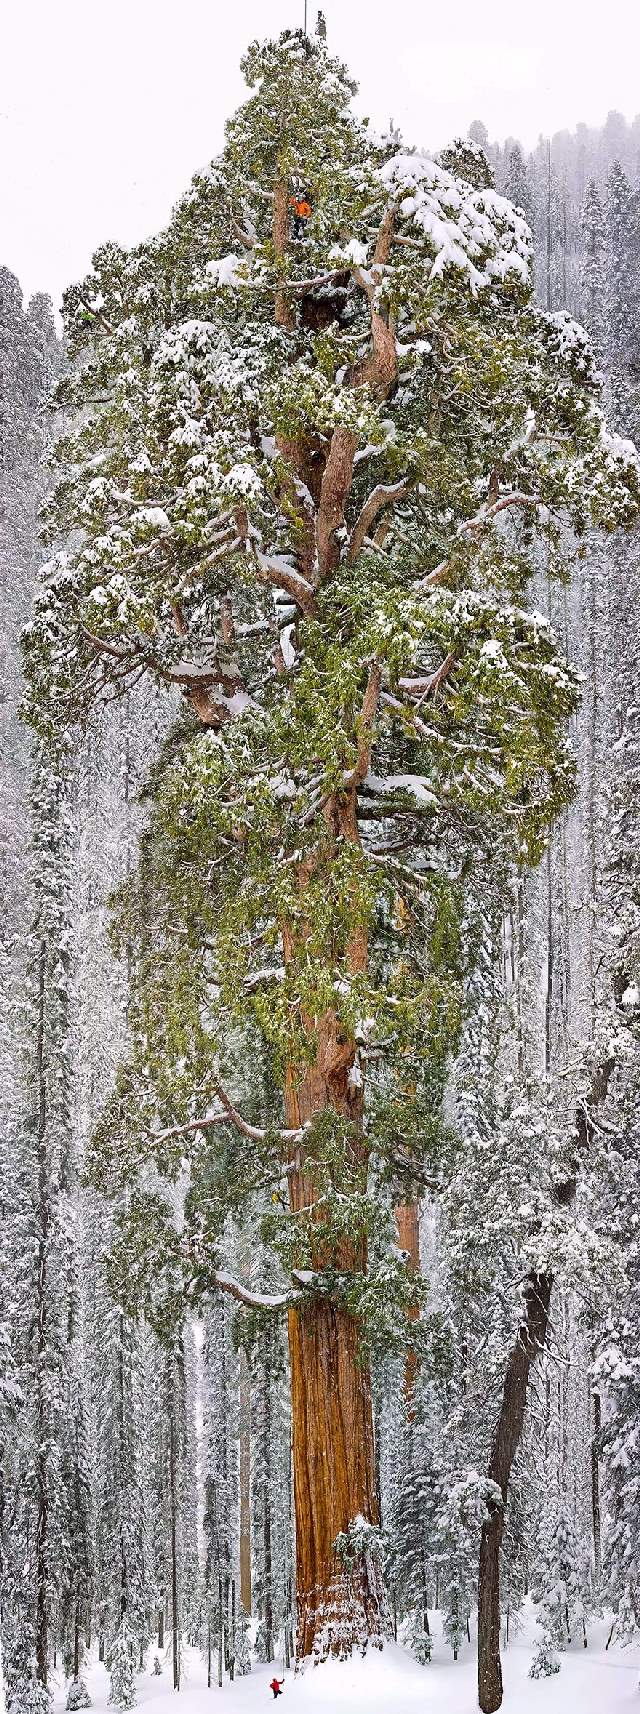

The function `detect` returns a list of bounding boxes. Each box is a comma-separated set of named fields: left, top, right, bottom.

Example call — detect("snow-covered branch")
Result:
left=346, top=479, right=412, bottom=565
left=213, top=1271, right=294, bottom=1311
left=416, top=492, right=544, bottom=591
left=150, top=1079, right=304, bottom=1152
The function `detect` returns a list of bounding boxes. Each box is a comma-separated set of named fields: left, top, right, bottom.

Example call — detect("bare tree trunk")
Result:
left=239, top=1347, right=252, bottom=1616
left=169, top=1413, right=180, bottom=1690
left=229, top=1581, right=236, bottom=1683
left=288, top=1293, right=383, bottom=1656
left=284, top=977, right=387, bottom=1657
left=35, top=939, right=49, bottom=1688
left=478, top=1273, right=552, bottom=1714
left=591, top=1388, right=602, bottom=1586
left=263, top=1363, right=274, bottom=1664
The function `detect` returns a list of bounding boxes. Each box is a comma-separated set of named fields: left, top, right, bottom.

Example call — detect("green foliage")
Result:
left=23, top=28, right=640, bottom=1358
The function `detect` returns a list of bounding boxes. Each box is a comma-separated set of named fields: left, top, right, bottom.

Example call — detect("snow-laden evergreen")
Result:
left=1, top=30, right=640, bottom=1714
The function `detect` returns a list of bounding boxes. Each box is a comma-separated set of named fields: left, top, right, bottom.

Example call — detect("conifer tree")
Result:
left=604, top=162, right=640, bottom=432
left=504, top=146, right=533, bottom=223
left=530, top=1506, right=590, bottom=1662
left=580, top=181, right=606, bottom=359
left=23, top=27, right=640, bottom=1664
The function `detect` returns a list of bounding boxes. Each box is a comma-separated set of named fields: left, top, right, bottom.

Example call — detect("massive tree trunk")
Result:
left=283, top=777, right=387, bottom=1656
left=287, top=1295, right=383, bottom=1657
left=284, top=1011, right=386, bottom=1657
left=395, top=1200, right=421, bottom=1409
left=477, top=1272, right=552, bottom=1714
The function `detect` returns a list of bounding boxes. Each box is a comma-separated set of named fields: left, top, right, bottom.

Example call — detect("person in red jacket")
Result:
left=269, top=1677, right=285, bottom=1699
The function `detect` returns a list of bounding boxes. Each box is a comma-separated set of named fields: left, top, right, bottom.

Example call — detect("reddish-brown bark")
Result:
left=281, top=764, right=388, bottom=1656
left=395, top=1201, right=421, bottom=1410
left=284, top=1011, right=386, bottom=1658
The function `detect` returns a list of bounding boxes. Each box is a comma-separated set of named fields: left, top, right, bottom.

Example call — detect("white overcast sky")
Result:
left=2, top=0, right=639, bottom=312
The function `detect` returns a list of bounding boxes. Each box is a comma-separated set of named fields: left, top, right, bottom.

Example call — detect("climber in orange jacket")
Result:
left=290, top=193, right=312, bottom=238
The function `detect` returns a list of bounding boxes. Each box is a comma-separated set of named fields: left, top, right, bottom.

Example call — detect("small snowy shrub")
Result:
left=406, top=1610, right=432, bottom=1664
left=529, top=1637, right=561, bottom=1678
left=66, top=1681, right=92, bottom=1710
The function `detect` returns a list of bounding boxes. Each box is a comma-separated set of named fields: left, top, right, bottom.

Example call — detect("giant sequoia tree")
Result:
left=23, top=29, right=640, bottom=1662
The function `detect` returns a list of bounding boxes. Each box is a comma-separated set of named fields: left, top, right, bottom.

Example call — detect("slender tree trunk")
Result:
left=158, top=1607, right=164, bottom=1651
left=478, top=1273, right=552, bottom=1714
left=229, top=1581, right=236, bottom=1683
left=169, top=1413, right=180, bottom=1691
left=239, top=1346, right=252, bottom=1616
left=263, top=1369, right=273, bottom=1665
left=546, top=140, right=553, bottom=312
left=35, top=939, right=49, bottom=1688
left=591, top=1388, right=602, bottom=1585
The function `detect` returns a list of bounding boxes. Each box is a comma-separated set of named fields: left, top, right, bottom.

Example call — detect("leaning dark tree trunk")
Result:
left=478, top=1058, right=615, bottom=1712
left=478, top=1273, right=552, bottom=1713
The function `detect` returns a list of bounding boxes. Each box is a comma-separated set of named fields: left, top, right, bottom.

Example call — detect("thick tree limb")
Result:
left=397, top=653, right=456, bottom=700
left=316, top=426, right=359, bottom=580
left=346, top=479, right=412, bottom=565
left=343, top=661, right=383, bottom=788
left=81, top=627, right=130, bottom=662
left=351, top=206, right=398, bottom=397
left=150, top=1081, right=304, bottom=1150
left=213, top=1271, right=294, bottom=1311
left=212, top=1077, right=304, bottom=1144
left=252, top=546, right=318, bottom=616
left=77, top=293, right=115, bottom=337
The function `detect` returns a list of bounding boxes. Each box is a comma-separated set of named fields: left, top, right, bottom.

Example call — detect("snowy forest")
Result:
left=1, top=24, right=640, bottom=1714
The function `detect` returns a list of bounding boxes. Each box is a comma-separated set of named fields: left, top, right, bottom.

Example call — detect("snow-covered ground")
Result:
left=50, top=1615, right=640, bottom=1714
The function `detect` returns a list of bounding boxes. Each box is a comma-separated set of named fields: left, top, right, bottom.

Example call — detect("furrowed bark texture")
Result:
left=284, top=1006, right=386, bottom=1658
left=283, top=781, right=386, bottom=1657
left=395, top=1201, right=421, bottom=1410
left=477, top=1273, right=552, bottom=1713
